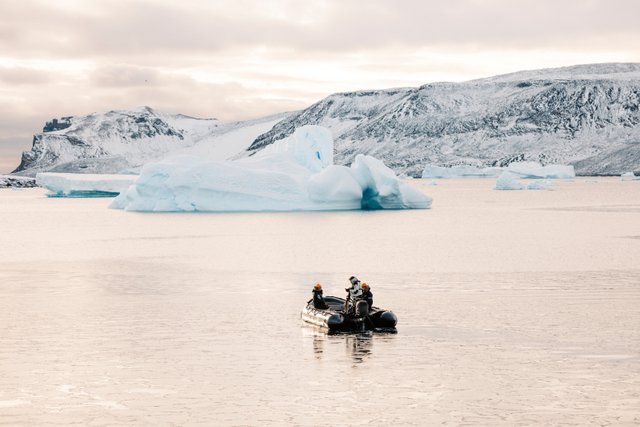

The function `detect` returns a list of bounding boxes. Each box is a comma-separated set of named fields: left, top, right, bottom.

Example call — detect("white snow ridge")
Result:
left=110, top=126, right=431, bottom=212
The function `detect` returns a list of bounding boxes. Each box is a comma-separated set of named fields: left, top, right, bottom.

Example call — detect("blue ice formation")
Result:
left=36, top=173, right=137, bottom=197
left=110, top=126, right=432, bottom=212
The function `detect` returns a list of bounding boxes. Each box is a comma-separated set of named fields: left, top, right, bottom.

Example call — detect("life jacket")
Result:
left=363, top=289, right=373, bottom=308
left=312, top=289, right=328, bottom=309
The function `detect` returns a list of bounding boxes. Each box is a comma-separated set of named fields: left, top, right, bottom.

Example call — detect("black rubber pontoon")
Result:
left=301, top=295, right=397, bottom=333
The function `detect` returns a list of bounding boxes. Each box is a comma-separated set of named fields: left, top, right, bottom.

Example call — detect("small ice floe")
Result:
left=494, top=161, right=574, bottom=190
left=621, top=172, right=639, bottom=180
left=495, top=171, right=555, bottom=191
left=495, top=171, right=525, bottom=190
left=36, top=173, right=137, bottom=197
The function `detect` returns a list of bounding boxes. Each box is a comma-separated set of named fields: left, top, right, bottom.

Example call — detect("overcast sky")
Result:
left=1, top=0, right=639, bottom=173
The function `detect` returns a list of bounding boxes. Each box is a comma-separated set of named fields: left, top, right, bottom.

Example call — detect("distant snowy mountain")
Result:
left=9, top=63, right=640, bottom=179
left=248, top=63, right=640, bottom=176
left=12, top=107, right=289, bottom=176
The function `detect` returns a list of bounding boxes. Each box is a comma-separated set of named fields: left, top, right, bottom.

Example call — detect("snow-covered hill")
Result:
left=9, top=63, right=640, bottom=179
left=248, top=63, right=640, bottom=176
left=12, top=107, right=289, bottom=176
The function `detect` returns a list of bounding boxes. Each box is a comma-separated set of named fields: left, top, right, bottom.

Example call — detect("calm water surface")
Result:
left=1, top=178, right=639, bottom=426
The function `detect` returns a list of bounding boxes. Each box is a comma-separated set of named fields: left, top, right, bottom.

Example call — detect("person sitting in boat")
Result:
left=312, top=283, right=329, bottom=309
left=361, top=282, right=373, bottom=311
left=344, top=276, right=363, bottom=313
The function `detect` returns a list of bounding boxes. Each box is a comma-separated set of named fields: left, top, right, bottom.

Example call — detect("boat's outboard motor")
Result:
left=354, top=300, right=369, bottom=318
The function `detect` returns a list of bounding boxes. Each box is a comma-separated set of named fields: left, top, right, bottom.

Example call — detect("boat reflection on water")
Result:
left=303, top=327, right=395, bottom=364
left=344, top=333, right=373, bottom=364
left=312, top=333, right=324, bottom=359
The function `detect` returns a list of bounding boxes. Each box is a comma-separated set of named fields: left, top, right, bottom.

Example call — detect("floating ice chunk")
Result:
left=36, top=173, right=137, bottom=197
left=493, top=162, right=574, bottom=190
left=421, top=164, right=501, bottom=179
left=621, top=172, right=638, bottom=180
left=111, top=126, right=432, bottom=212
left=495, top=171, right=525, bottom=190
left=506, top=162, right=575, bottom=179
left=526, top=179, right=554, bottom=190
left=423, top=162, right=575, bottom=180
left=495, top=172, right=555, bottom=190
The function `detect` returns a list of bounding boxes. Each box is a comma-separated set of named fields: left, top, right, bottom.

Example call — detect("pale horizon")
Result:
left=1, top=0, right=640, bottom=173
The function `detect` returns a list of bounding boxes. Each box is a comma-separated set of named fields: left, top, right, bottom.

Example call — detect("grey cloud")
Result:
left=1, top=0, right=639, bottom=60
left=0, top=139, right=25, bottom=174
left=0, top=110, right=46, bottom=174
left=0, top=66, right=52, bottom=85
left=0, top=66, right=310, bottom=169
left=90, top=65, right=160, bottom=87
left=1, top=0, right=639, bottom=174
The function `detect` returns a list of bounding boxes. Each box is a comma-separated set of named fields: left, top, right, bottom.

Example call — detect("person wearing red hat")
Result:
left=312, top=283, right=329, bottom=309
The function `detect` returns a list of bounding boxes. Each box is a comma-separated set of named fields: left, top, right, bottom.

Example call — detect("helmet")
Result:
left=362, top=282, right=369, bottom=288
left=313, top=283, right=322, bottom=290
left=349, top=276, right=359, bottom=285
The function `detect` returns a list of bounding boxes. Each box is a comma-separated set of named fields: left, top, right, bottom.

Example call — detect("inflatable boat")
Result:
left=301, top=295, right=397, bottom=333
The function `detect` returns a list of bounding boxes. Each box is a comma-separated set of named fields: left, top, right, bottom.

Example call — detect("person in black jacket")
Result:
left=361, top=282, right=373, bottom=311
left=312, top=283, right=329, bottom=309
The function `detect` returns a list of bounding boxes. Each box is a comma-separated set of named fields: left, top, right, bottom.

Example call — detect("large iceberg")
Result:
left=110, top=126, right=431, bottom=212
left=36, top=173, right=138, bottom=197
